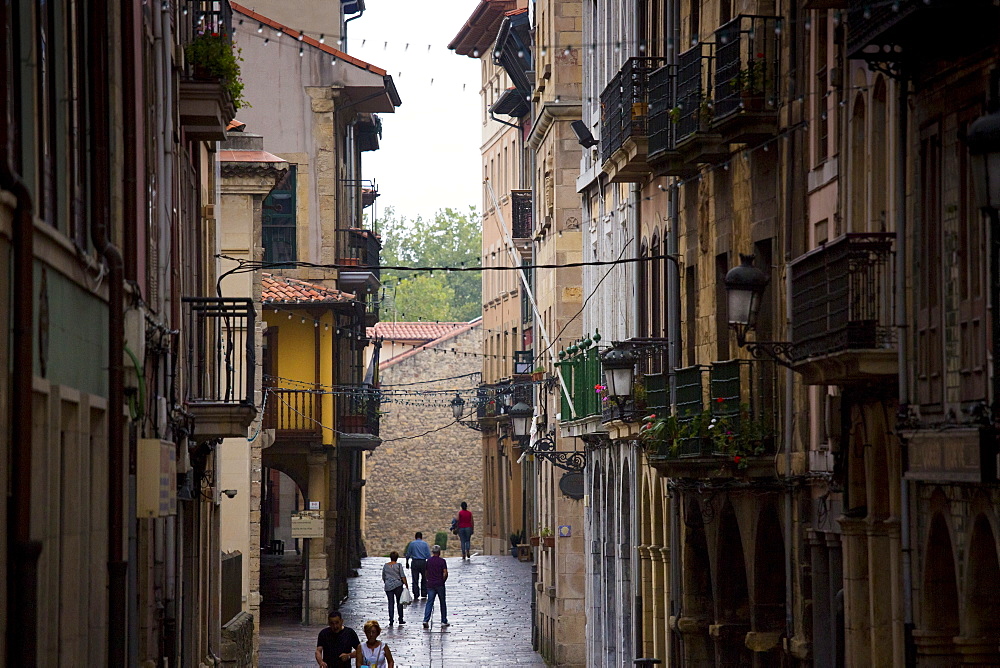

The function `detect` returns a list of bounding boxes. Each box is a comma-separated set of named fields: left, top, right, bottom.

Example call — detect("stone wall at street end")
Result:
left=365, top=322, right=484, bottom=558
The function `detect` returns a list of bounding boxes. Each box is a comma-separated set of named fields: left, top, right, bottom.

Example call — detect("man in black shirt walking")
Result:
left=315, top=610, right=360, bottom=667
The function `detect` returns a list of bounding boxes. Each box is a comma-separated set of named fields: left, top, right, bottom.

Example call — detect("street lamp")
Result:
left=723, top=253, right=795, bottom=366
left=508, top=401, right=532, bottom=440
left=450, top=393, right=466, bottom=420
left=601, top=347, right=637, bottom=400
left=724, top=253, right=770, bottom=346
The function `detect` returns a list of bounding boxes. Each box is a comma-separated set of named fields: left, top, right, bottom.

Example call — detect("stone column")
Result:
left=867, top=519, right=894, bottom=666
left=305, top=452, right=330, bottom=625
left=840, top=518, right=872, bottom=665
left=638, top=544, right=654, bottom=658
left=651, top=545, right=667, bottom=661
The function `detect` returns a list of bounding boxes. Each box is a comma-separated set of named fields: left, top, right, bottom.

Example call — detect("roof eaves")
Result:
left=231, top=2, right=388, bottom=76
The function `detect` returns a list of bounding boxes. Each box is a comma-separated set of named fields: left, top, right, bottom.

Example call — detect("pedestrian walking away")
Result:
left=422, top=544, right=450, bottom=628
left=381, top=551, right=408, bottom=626
left=404, top=531, right=431, bottom=599
left=356, top=619, right=394, bottom=668
left=316, top=610, right=361, bottom=668
left=455, top=501, right=474, bottom=559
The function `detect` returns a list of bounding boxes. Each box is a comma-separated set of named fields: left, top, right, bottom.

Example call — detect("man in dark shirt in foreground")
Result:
left=316, top=610, right=360, bottom=667
left=422, top=544, right=450, bottom=628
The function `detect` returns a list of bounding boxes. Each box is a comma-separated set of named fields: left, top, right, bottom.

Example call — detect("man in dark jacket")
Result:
left=421, top=545, right=450, bottom=628
left=315, top=610, right=359, bottom=667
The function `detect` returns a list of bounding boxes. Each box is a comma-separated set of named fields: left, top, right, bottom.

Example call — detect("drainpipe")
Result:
left=342, top=4, right=365, bottom=52
left=89, top=3, right=128, bottom=665
left=782, top=0, right=799, bottom=644
left=895, top=76, right=913, bottom=663
left=666, top=0, right=682, bottom=663
left=2, top=70, right=41, bottom=668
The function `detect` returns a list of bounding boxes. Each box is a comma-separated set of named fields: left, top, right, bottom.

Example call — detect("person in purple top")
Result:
left=421, top=544, right=450, bottom=628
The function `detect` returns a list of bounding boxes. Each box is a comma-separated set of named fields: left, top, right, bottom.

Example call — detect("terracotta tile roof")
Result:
left=448, top=0, right=522, bottom=56
left=262, top=273, right=355, bottom=304
left=367, top=321, right=471, bottom=342
left=231, top=3, right=387, bottom=76
left=218, top=150, right=286, bottom=163
left=379, top=318, right=483, bottom=369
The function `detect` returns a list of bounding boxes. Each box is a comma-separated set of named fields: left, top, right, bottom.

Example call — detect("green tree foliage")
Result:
left=377, top=206, right=481, bottom=322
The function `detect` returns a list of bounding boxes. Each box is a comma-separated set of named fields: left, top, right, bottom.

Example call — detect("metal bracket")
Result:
left=741, top=340, right=796, bottom=368
left=457, top=419, right=483, bottom=432
left=527, top=435, right=586, bottom=473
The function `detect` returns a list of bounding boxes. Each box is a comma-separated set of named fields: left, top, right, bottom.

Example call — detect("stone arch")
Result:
left=870, top=76, right=888, bottom=232
left=964, top=513, right=1000, bottom=641
left=682, top=497, right=713, bottom=666
left=922, top=510, right=959, bottom=634
left=752, top=504, right=786, bottom=660
left=850, top=93, right=867, bottom=233
left=651, top=231, right=662, bottom=338
left=715, top=500, right=751, bottom=666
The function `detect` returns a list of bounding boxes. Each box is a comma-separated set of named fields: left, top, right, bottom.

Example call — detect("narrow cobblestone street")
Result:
left=260, top=554, right=547, bottom=667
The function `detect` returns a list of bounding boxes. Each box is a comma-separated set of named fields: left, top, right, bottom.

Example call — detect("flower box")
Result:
left=542, top=536, right=555, bottom=548
left=530, top=535, right=540, bottom=546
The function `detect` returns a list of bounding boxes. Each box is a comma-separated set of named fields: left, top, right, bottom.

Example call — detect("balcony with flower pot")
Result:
left=672, top=42, right=728, bottom=166
left=179, top=1, right=240, bottom=140
left=643, top=361, right=777, bottom=478
left=599, top=57, right=669, bottom=183
left=711, top=15, right=780, bottom=145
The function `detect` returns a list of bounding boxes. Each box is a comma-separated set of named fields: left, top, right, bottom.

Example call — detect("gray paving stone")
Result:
left=260, top=554, right=547, bottom=667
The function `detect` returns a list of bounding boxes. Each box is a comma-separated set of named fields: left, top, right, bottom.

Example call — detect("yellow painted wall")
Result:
left=268, top=308, right=338, bottom=445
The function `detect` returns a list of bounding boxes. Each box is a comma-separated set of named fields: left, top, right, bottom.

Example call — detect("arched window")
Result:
left=651, top=233, right=662, bottom=337
left=850, top=94, right=867, bottom=233
left=638, top=239, right=650, bottom=337
left=871, top=78, right=888, bottom=232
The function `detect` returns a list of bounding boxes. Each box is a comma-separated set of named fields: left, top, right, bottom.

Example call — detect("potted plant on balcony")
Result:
left=734, top=56, right=768, bottom=112
left=540, top=527, right=555, bottom=548
left=529, top=534, right=541, bottom=547
left=698, top=94, right=715, bottom=130
left=531, top=365, right=546, bottom=382
left=184, top=30, right=248, bottom=110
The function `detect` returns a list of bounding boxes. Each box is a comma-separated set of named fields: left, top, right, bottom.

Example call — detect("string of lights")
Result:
left=227, top=2, right=906, bottom=60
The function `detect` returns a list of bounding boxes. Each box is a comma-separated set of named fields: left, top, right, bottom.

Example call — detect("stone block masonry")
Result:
left=365, top=322, right=484, bottom=558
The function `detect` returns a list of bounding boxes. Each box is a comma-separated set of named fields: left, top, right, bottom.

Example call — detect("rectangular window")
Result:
left=685, top=265, right=697, bottom=367
left=263, top=166, right=298, bottom=263
left=917, top=124, right=943, bottom=407
left=715, top=253, right=729, bottom=361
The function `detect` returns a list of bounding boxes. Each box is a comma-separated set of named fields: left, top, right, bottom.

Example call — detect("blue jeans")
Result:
left=423, top=585, right=448, bottom=624
left=458, top=527, right=473, bottom=555
left=386, top=585, right=404, bottom=623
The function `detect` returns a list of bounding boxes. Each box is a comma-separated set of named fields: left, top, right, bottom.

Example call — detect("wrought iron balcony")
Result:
left=178, top=0, right=236, bottom=140
left=646, top=361, right=776, bottom=477
left=789, top=232, right=897, bottom=385
left=846, top=0, right=997, bottom=63
left=336, top=386, right=380, bottom=437
left=264, top=388, right=322, bottom=440
left=674, top=43, right=728, bottom=164
left=599, top=57, right=668, bottom=180
left=511, top=190, right=532, bottom=239
left=183, top=297, right=257, bottom=439
left=335, top=227, right=381, bottom=293
left=712, top=15, right=780, bottom=143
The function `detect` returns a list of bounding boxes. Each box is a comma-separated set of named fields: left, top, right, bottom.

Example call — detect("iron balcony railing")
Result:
left=179, top=0, right=234, bottom=77
left=600, top=57, right=669, bottom=164
left=846, top=0, right=924, bottom=59
left=713, top=15, right=780, bottom=120
left=511, top=190, right=532, bottom=239
left=558, top=345, right=602, bottom=422
left=183, top=297, right=255, bottom=405
left=337, top=386, right=380, bottom=437
left=335, top=228, right=381, bottom=283
left=647, top=65, right=677, bottom=159
left=264, top=388, right=321, bottom=437
left=789, top=233, right=896, bottom=363
left=676, top=42, right=715, bottom=143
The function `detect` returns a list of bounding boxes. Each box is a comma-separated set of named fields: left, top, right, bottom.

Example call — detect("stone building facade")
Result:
left=365, top=320, right=485, bottom=557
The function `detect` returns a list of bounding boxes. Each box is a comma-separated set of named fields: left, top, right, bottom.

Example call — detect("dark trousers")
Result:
left=410, top=559, right=427, bottom=597
left=386, top=585, right=404, bottom=623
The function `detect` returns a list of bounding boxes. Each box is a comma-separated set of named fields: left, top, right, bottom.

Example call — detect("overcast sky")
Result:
left=349, top=1, right=482, bottom=223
